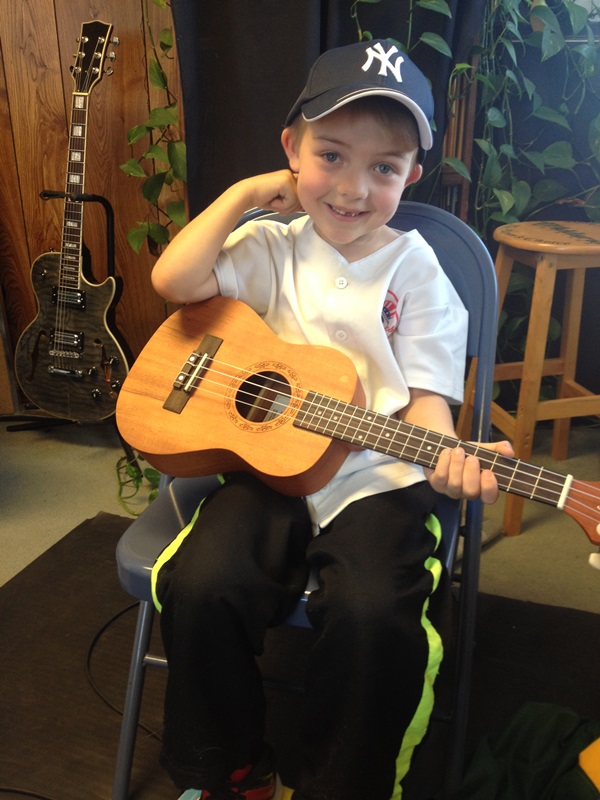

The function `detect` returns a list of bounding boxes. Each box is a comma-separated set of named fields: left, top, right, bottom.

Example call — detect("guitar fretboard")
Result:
left=59, top=92, right=88, bottom=294
left=295, top=391, right=571, bottom=508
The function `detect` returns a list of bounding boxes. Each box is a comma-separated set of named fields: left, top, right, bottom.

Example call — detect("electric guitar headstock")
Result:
left=70, top=20, right=118, bottom=95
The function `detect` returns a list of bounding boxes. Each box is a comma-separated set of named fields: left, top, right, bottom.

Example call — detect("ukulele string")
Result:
left=184, top=356, right=600, bottom=524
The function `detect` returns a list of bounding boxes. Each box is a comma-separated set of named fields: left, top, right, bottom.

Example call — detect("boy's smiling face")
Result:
left=281, top=105, right=423, bottom=261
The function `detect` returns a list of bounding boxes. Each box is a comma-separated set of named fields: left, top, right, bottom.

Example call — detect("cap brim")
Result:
left=301, top=87, right=433, bottom=151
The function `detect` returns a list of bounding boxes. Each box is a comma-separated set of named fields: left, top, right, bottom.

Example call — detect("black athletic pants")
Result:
left=154, top=472, right=442, bottom=800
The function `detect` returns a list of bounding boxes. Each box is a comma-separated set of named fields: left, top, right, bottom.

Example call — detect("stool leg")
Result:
left=457, top=247, right=514, bottom=442
left=494, top=245, right=513, bottom=311
left=503, top=254, right=557, bottom=536
left=456, top=358, right=476, bottom=440
left=552, top=268, right=585, bottom=460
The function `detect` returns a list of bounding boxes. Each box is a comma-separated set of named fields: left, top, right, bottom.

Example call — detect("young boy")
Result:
left=150, top=40, right=513, bottom=800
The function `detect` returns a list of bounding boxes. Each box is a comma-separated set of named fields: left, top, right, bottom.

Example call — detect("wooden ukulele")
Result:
left=116, top=296, right=600, bottom=547
left=14, top=20, right=128, bottom=423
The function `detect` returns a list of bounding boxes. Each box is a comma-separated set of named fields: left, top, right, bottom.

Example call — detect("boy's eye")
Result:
left=323, top=152, right=340, bottom=163
left=375, top=163, right=394, bottom=175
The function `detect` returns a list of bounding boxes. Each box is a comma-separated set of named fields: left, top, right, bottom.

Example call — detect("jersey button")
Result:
left=335, top=276, right=348, bottom=289
left=334, top=329, right=348, bottom=342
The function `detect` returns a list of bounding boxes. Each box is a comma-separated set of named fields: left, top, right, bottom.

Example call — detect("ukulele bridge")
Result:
left=163, top=334, right=223, bottom=414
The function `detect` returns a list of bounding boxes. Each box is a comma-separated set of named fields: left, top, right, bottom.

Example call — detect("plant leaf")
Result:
left=588, top=113, right=600, bottom=164
left=141, top=171, right=168, bottom=204
left=145, top=105, right=179, bottom=129
left=542, top=140, right=576, bottom=169
left=127, top=124, right=149, bottom=145
left=120, top=158, right=147, bottom=178
left=127, top=223, right=150, bottom=254
left=144, top=144, right=170, bottom=165
left=147, top=222, right=171, bottom=245
left=500, top=36, right=517, bottom=66
left=442, top=156, right=471, bottom=181
left=419, top=32, right=452, bottom=58
left=532, top=178, right=568, bottom=203
left=168, top=139, right=187, bottom=182
left=166, top=199, right=187, bottom=227
left=493, top=188, right=515, bottom=215
left=475, top=138, right=496, bottom=157
left=523, top=150, right=546, bottom=173
left=149, top=58, right=168, bottom=91
left=159, top=27, right=173, bottom=54
left=511, top=180, right=532, bottom=216
left=486, top=106, right=507, bottom=128
left=481, top=152, right=503, bottom=188
left=532, top=105, right=571, bottom=130
left=567, top=2, right=589, bottom=36
left=416, top=0, right=452, bottom=17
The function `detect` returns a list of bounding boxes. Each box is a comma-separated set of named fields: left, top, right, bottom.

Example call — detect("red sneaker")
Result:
left=178, top=747, right=282, bottom=799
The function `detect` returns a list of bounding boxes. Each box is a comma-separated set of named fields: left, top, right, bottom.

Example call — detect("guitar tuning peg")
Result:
left=111, top=36, right=120, bottom=46
left=104, top=67, right=115, bottom=76
left=107, top=51, right=117, bottom=62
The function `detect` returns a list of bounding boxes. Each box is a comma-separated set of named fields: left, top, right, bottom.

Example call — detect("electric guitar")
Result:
left=14, top=20, right=128, bottom=423
left=116, top=296, right=600, bottom=547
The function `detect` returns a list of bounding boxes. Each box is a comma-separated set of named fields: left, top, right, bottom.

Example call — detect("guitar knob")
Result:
left=88, top=366, right=98, bottom=377
left=111, top=380, right=122, bottom=392
left=91, top=389, right=103, bottom=400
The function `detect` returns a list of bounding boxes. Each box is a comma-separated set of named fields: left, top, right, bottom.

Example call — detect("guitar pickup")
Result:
left=163, top=333, right=223, bottom=414
left=49, top=328, right=84, bottom=357
left=52, top=286, right=86, bottom=310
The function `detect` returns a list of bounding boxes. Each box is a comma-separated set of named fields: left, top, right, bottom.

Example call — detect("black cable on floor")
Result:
left=85, top=601, right=163, bottom=742
left=0, top=790, right=60, bottom=800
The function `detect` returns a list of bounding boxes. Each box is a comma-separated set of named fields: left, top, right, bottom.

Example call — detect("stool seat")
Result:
left=458, top=220, right=600, bottom=537
left=493, top=221, right=600, bottom=255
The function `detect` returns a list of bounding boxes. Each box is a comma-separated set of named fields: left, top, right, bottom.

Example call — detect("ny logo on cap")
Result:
left=362, top=42, right=404, bottom=83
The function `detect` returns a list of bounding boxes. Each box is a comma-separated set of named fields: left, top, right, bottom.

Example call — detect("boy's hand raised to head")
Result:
left=151, top=170, right=303, bottom=305
left=245, top=170, right=304, bottom=215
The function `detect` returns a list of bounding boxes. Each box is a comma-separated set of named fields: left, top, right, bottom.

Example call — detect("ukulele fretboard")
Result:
left=295, top=390, right=572, bottom=509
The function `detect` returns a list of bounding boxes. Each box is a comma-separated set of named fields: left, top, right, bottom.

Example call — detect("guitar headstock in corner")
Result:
left=70, top=20, right=118, bottom=95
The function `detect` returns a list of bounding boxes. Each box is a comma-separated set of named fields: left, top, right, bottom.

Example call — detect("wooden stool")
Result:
left=458, top=220, right=600, bottom=536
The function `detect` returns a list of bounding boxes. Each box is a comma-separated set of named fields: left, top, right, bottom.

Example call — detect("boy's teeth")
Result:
left=332, top=206, right=360, bottom=217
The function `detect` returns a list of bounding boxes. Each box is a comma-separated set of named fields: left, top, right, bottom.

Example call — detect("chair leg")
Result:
left=112, top=600, right=156, bottom=800
left=441, top=501, right=484, bottom=798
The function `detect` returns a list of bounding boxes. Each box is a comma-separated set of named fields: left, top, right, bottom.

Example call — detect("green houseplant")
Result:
left=120, top=0, right=187, bottom=254
left=470, top=0, right=600, bottom=239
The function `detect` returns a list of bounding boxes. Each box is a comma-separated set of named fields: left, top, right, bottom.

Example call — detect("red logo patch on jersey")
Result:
left=382, top=290, right=399, bottom=336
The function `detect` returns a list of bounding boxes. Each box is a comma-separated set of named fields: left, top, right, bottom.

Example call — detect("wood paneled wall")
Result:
left=0, top=0, right=182, bottom=410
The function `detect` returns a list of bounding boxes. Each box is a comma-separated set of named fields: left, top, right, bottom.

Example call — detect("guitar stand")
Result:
left=39, top=189, right=115, bottom=278
left=5, top=190, right=125, bottom=448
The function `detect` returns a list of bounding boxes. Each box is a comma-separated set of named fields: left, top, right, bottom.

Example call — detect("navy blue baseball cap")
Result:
left=285, top=40, right=434, bottom=155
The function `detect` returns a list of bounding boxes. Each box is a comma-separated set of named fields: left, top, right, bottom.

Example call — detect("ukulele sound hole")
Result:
left=236, top=371, right=291, bottom=423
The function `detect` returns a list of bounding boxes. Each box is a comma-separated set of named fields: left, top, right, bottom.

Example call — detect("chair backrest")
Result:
left=388, top=201, right=497, bottom=443
left=243, top=201, right=497, bottom=443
